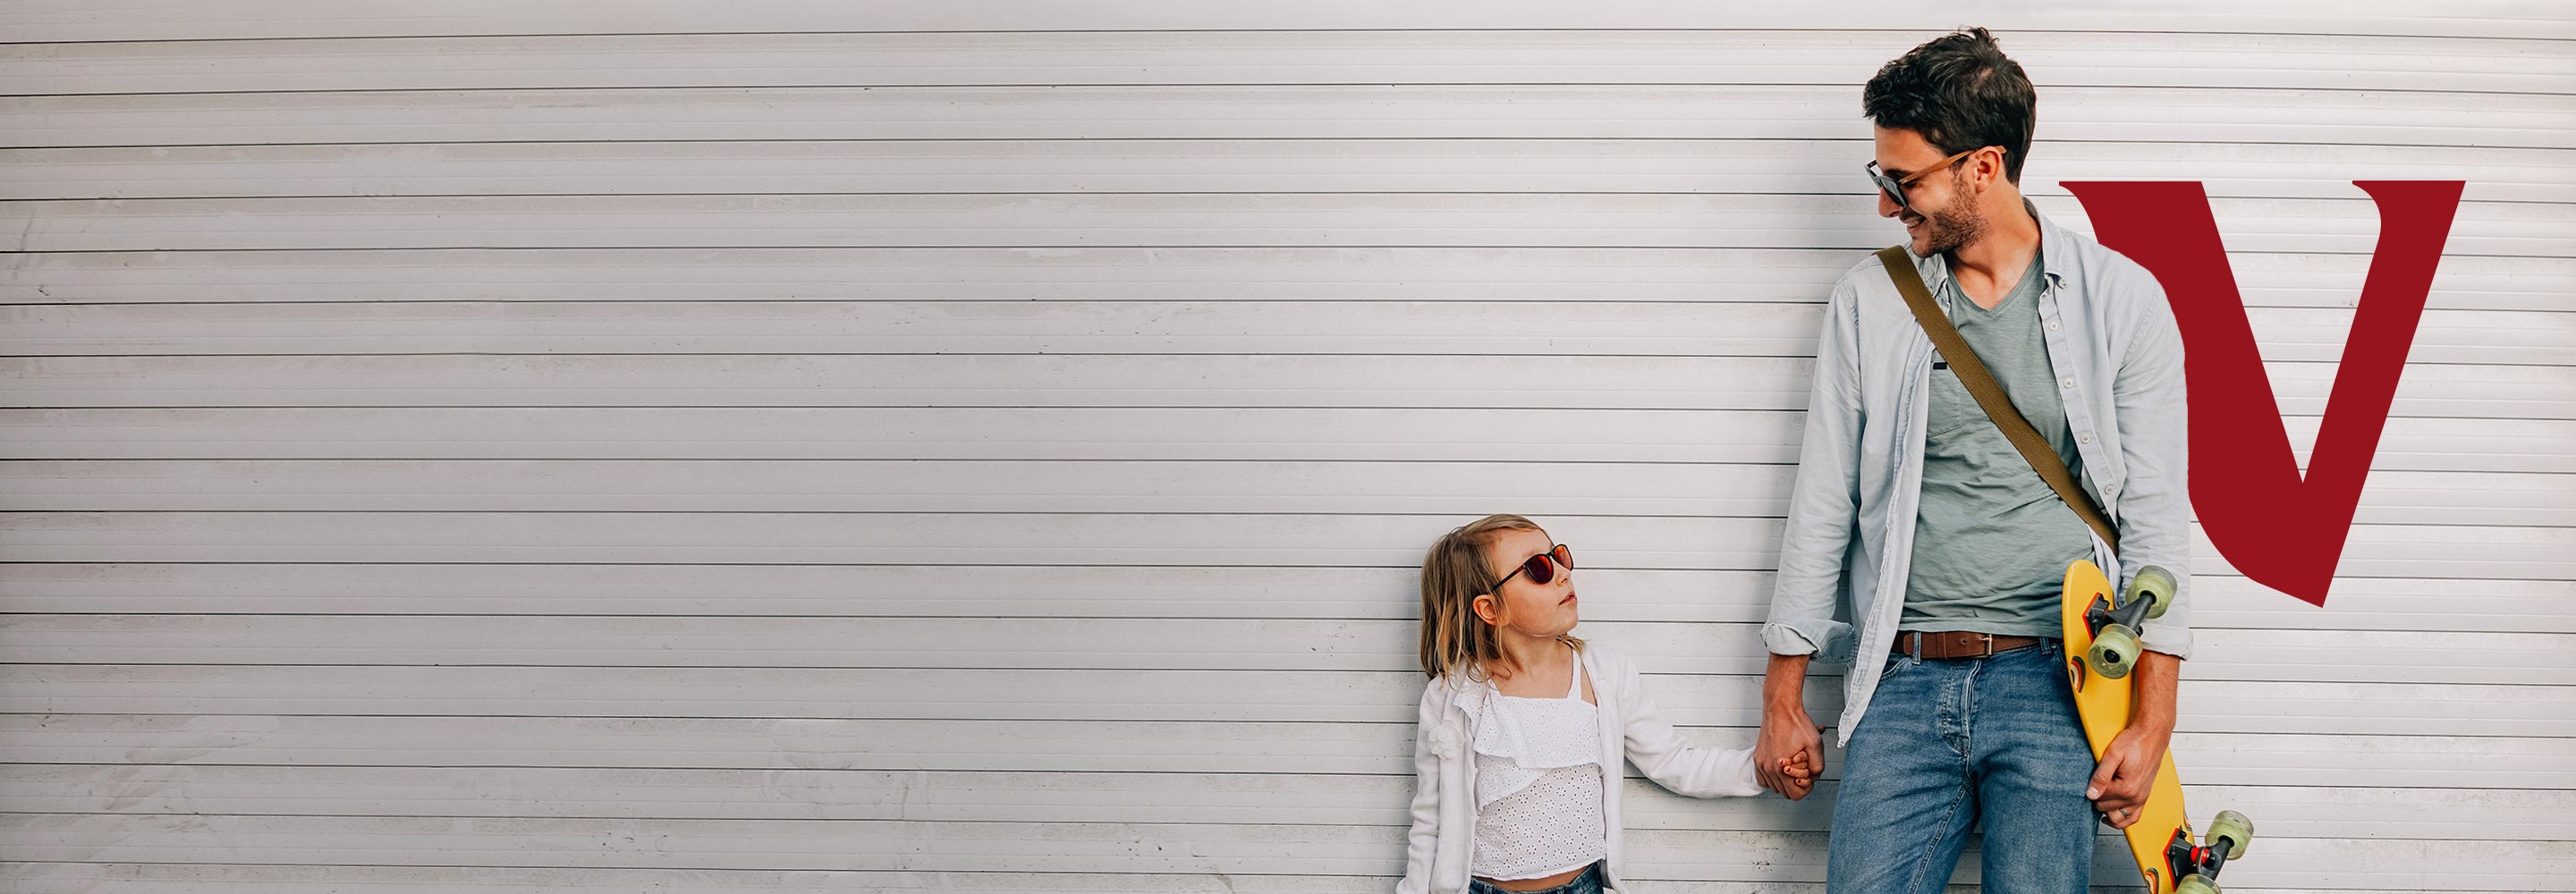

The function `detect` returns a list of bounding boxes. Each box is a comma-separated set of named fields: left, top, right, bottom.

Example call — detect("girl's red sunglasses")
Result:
left=1495, top=544, right=1574, bottom=588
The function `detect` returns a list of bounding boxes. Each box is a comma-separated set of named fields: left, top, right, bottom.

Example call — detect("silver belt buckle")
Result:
left=1977, top=633, right=1995, bottom=656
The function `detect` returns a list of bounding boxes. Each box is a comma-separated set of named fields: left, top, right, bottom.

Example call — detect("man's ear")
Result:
left=1470, top=593, right=1500, bottom=626
left=1971, top=145, right=2007, bottom=192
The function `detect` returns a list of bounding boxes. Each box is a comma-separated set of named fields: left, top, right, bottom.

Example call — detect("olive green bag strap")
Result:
left=1874, top=245, right=2120, bottom=553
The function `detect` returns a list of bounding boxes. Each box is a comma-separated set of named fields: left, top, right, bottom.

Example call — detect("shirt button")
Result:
left=2061, top=377, right=2075, bottom=389
left=2079, top=434, right=2094, bottom=444
left=2046, top=321, right=2061, bottom=332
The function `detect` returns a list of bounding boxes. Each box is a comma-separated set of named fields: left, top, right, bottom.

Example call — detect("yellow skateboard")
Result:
left=2061, top=561, right=2253, bottom=894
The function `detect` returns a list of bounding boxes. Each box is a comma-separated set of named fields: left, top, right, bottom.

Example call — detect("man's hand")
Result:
left=2087, top=723, right=2169, bottom=828
left=2089, top=649, right=2180, bottom=829
left=1755, top=654, right=1824, bottom=799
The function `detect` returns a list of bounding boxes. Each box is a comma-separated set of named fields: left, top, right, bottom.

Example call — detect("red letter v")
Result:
left=2064, top=181, right=2464, bottom=606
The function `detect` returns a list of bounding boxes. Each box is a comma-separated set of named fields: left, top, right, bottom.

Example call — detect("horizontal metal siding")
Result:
left=2, top=4, right=2571, bottom=892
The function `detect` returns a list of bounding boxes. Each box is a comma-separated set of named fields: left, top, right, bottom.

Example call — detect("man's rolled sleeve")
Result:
left=2108, top=272, right=2194, bottom=660
left=1765, top=276, right=1865, bottom=659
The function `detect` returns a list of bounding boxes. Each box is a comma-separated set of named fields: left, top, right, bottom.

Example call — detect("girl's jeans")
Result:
left=1467, top=861, right=1603, bottom=894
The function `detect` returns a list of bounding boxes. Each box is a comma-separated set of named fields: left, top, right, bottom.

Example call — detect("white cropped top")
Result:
left=1469, top=653, right=1606, bottom=881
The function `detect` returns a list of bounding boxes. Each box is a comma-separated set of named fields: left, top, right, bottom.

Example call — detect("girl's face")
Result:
left=1471, top=527, right=1579, bottom=638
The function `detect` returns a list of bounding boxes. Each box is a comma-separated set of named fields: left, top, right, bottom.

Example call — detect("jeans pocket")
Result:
left=1879, top=653, right=1917, bottom=681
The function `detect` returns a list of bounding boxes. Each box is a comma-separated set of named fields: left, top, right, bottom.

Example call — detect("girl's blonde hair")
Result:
left=1419, top=513, right=1581, bottom=681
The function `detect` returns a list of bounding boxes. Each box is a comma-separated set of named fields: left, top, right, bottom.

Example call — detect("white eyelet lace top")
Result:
left=1469, top=650, right=1607, bottom=881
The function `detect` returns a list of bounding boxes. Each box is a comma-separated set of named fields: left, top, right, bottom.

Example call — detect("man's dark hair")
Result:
left=1862, top=27, right=2037, bottom=184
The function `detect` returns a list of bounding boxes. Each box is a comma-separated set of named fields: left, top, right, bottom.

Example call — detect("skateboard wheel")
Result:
left=2207, top=809, right=2253, bottom=859
left=2088, top=624, right=2140, bottom=679
left=2126, top=565, right=2178, bottom=620
left=2175, top=875, right=2220, bottom=894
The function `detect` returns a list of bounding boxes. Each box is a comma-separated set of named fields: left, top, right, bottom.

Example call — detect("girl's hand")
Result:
left=1775, top=750, right=1817, bottom=797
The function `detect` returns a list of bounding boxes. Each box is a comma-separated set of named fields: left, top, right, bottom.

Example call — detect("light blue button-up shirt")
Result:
left=1761, top=202, right=2194, bottom=746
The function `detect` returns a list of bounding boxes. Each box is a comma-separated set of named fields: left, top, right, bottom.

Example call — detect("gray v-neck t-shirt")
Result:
left=1900, top=250, right=2095, bottom=636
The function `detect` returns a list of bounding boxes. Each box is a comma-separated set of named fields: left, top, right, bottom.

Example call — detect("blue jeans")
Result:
left=1469, top=862, right=1602, bottom=894
left=1826, top=639, right=2098, bottom=894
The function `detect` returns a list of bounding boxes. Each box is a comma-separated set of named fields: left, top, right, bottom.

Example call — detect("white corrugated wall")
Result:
left=1, top=2, right=2571, bottom=891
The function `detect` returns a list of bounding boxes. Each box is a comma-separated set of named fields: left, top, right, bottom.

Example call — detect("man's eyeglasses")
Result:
left=1494, top=544, right=1574, bottom=589
left=1865, top=148, right=1982, bottom=215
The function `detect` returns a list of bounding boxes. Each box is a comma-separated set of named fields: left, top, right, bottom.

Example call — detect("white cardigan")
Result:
left=1396, top=642, right=1764, bottom=894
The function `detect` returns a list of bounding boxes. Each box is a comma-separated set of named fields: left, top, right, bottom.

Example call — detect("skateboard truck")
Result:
left=2080, top=566, right=2176, bottom=680
left=2165, top=810, right=2254, bottom=894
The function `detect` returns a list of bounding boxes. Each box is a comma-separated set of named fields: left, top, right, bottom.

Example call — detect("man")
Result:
left=1750, top=28, right=2195, bottom=893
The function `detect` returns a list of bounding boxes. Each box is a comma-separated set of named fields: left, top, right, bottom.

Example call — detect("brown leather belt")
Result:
left=1892, top=630, right=2044, bottom=660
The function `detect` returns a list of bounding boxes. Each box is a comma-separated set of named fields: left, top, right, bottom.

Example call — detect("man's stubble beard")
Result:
left=1919, top=169, right=1988, bottom=257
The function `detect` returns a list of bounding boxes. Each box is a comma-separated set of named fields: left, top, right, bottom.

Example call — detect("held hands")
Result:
left=1754, top=708, right=1825, bottom=800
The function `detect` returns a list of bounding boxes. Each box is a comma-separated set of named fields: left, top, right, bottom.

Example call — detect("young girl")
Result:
left=1398, top=514, right=1809, bottom=894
